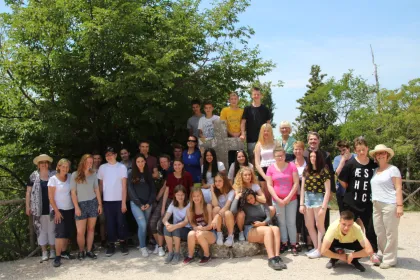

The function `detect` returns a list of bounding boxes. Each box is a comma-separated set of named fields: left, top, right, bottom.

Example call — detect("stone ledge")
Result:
left=179, top=241, right=265, bottom=259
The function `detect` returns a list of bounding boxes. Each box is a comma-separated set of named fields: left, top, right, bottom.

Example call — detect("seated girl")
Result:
left=232, top=166, right=267, bottom=241
left=183, top=187, right=216, bottom=265
left=231, top=189, right=287, bottom=271
left=227, top=150, right=253, bottom=185
left=162, top=185, right=191, bottom=265
left=210, top=173, right=235, bottom=246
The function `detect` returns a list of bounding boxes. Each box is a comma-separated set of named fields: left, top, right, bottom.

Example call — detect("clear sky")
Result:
left=2, top=1, right=419, bottom=137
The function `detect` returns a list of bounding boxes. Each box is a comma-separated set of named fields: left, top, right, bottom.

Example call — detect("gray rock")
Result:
left=178, top=240, right=263, bottom=259
left=232, top=241, right=263, bottom=258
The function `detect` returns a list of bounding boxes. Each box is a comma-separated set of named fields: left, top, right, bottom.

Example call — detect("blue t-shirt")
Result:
left=333, top=154, right=356, bottom=196
left=182, top=150, right=202, bottom=183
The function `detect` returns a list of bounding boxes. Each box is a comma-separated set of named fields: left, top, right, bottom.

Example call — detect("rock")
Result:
left=232, top=241, right=263, bottom=258
left=210, top=243, right=232, bottom=259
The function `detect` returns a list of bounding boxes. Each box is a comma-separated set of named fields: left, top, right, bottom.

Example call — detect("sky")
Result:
left=1, top=1, right=419, bottom=137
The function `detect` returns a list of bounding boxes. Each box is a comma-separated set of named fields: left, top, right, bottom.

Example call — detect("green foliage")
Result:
left=0, top=0, right=276, bottom=260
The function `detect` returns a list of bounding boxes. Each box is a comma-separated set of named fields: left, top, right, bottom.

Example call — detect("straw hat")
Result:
left=369, top=144, right=394, bottom=160
left=33, top=154, right=53, bottom=165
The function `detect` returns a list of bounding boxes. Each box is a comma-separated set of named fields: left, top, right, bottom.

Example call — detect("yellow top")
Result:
left=324, top=219, right=365, bottom=244
left=220, top=107, right=244, bottom=134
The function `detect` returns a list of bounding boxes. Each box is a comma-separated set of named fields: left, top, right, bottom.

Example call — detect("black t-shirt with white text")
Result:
left=242, top=104, right=271, bottom=143
left=338, top=157, right=378, bottom=211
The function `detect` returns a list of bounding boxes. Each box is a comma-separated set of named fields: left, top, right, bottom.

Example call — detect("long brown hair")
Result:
left=188, top=187, right=209, bottom=224
left=75, top=154, right=93, bottom=183
left=214, top=173, right=233, bottom=198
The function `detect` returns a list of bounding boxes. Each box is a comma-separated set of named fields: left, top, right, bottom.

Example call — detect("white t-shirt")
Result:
left=48, top=174, right=74, bottom=210
left=227, top=162, right=254, bottom=180
left=251, top=183, right=261, bottom=192
left=371, top=165, right=401, bottom=204
left=166, top=202, right=191, bottom=227
left=97, top=162, right=128, bottom=201
left=198, top=115, right=220, bottom=139
left=217, top=189, right=235, bottom=208
left=201, top=161, right=226, bottom=204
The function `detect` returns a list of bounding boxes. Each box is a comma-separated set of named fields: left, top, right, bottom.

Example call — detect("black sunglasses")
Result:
left=187, top=139, right=197, bottom=143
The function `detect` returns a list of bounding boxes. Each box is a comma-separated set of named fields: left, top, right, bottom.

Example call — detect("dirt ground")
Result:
left=1, top=211, right=419, bottom=280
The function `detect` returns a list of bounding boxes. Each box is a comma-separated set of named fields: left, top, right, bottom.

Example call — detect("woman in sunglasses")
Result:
left=183, top=135, right=202, bottom=186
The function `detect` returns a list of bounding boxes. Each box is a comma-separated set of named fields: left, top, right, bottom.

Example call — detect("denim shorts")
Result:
left=163, top=226, right=191, bottom=241
left=76, top=198, right=99, bottom=220
left=304, top=191, right=325, bottom=208
left=244, top=225, right=253, bottom=240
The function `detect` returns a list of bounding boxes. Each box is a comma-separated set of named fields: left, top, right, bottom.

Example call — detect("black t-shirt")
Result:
left=303, top=149, right=336, bottom=193
left=242, top=104, right=271, bottom=143
left=27, top=179, right=50, bottom=215
left=338, top=157, right=378, bottom=211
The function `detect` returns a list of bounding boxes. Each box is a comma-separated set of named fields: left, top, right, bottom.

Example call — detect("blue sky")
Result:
left=2, top=1, right=419, bottom=137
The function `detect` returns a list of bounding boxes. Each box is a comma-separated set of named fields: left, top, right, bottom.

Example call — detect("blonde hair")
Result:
left=280, top=121, right=292, bottom=129
left=293, top=141, right=305, bottom=150
left=56, top=158, right=71, bottom=174
left=233, top=166, right=258, bottom=192
left=257, top=123, right=274, bottom=147
left=75, top=154, right=94, bottom=183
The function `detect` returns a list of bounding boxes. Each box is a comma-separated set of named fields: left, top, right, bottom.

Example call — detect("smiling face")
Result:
left=57, top=161, right=70, bottom=174
left=229, top=93, right=239, bottom=107
left=205, top=151, right=214, bottom=163
left=274, top=150, right=286, bottom=163
left=192, top=103, right=201, bottom=115
left=293, top=146, right=303, bottom=158
left=120, top=149, right=130, bottom=161
left=159, top=157, right=170, bottom=170
left=105, top=152, right=117, bottom=164
left=280, top=126, right=290, bottom=136
left=375, top=151, right=389, bottom=163
left=173, top=160, right=183, bottom=173
left=251, top=89, right=261, bottom=102
left=84, top=157, right=93, bottom=170
left=192, top=190, right=202, bottom=205
left=187, top=136, right=197, bottom=148
left=237, top=151, right=246, bottom=165
left=310, top=151, right=317, bottom=168
left=308, top=135, right=320, bottom=151
left=175, top=190, right=186, bottom=205
left=242, top=170, right=252, bottom=185
left=246, top=194, right=256, bottom=205
left=214, top=175, right=224, bottom=190
left=136, top=156, right=146, bottom=171
left=37, top=161, right=50, bottom=171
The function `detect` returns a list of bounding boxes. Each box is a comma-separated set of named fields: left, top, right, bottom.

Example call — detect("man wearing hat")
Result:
left=97, top=147, right=129, bottom=256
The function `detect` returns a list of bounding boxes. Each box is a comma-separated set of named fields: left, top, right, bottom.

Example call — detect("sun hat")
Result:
left=33, top=154, right=53, bottom=165
left=369, top=144, right=394, bottom=160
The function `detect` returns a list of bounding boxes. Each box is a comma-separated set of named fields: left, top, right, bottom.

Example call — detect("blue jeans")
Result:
left=130, top=201, right=152, bottom=249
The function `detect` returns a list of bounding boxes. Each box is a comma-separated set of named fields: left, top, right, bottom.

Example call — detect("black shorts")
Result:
left=53, top=209, right=75, bottom=239
left=76, top=198, right=99, bottom=221
left=257, top=167, right=268, bottom=181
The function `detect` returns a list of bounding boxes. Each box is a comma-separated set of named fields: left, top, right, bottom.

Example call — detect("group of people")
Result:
left=25, top=87, right=404, bottom=273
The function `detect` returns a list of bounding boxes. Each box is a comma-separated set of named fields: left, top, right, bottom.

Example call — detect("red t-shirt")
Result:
left=166, top=171, right=193, bottom=199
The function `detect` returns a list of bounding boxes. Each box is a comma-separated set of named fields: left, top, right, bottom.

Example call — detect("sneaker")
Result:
left=307, top=249, right=321, bottom=259
left=49, top=250, right=56, bottom=259
left=77, top=251, right=85, bottom=260
left=198, top=255, right=211, bottom=265
left=351, top=259, right=366, bottom=272
left=238, top=231, right=245, bottom=241
left=268, top=258, right=283, bottom=270
left=280, top=243, right=288, bottom=254
left=371, top=253, right=381, bottom=266
left=224, top=235, right=234, bottom=247
left=274, top=256, right=287, bottom=269
left=152, top=244, right=159, bottom=254
left=120, top=242, right=129, bottom=255
left=305, top=248, right=316, bottom=256
left=61, top=251, right=75, bottom=260
left=41, top=251, right=49, bottom=262
left=164, top=252, right=174, bottom=264
left=171, top=253, right=181, bottom=265
left=379, top=263, right=394, bottom=269
left=53, top=256, right=61, bottom=267
left=158, top=246, right=165, bottom=257
left=106, top=244, right=116, bottom=257
left=326, top=259, right=337, bottom=269
left=183, top=256, right=194, bottom=265
left=86, top=251, right=97, bottom=259
left=140, top=247, right=149, bottom=257
left=216, top=232, right=224, bottom=246
left=291, top=245, right=298, bottom=256
left=296, top=243, right=302, bottom=252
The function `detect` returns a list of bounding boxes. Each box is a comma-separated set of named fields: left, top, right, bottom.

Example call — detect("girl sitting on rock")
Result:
left=183, top=187, right=216, bottom=265
left=210, top=173, right=235, bottom=247
left=231, top=189, right=286, bottom=271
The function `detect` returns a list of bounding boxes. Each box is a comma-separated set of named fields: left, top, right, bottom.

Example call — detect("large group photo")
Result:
left=1, top=1, right=419, bottom=280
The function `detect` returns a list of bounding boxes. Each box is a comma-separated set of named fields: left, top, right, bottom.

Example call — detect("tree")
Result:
left=0, top=0, right=275, bottom=260
left=294, top=65, right=337, bottom=151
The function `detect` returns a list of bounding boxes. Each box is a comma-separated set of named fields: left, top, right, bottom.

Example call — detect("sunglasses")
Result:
left=187, top=139, right=197, bottom=143
left=38, top=161, right=49, bottom=164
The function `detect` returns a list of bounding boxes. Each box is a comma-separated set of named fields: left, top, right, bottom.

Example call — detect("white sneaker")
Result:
left=158, top=246, right=165, bottom=257
left=305, top=248, right=316, bottom=256
left=224, top=235, right=234, bottom=247
left=308, top=249, right=322, bottom=259
left=239, top=231, right=245, bottom=241
left=140, top=247, right=149, bottom=257
left=41, top=251, right=48, bottom=262
left=49, top=250, right=56, bottom=259
left=216, top=232, right=224, bottom=246
left=152, top=244, right=159, bottom=254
